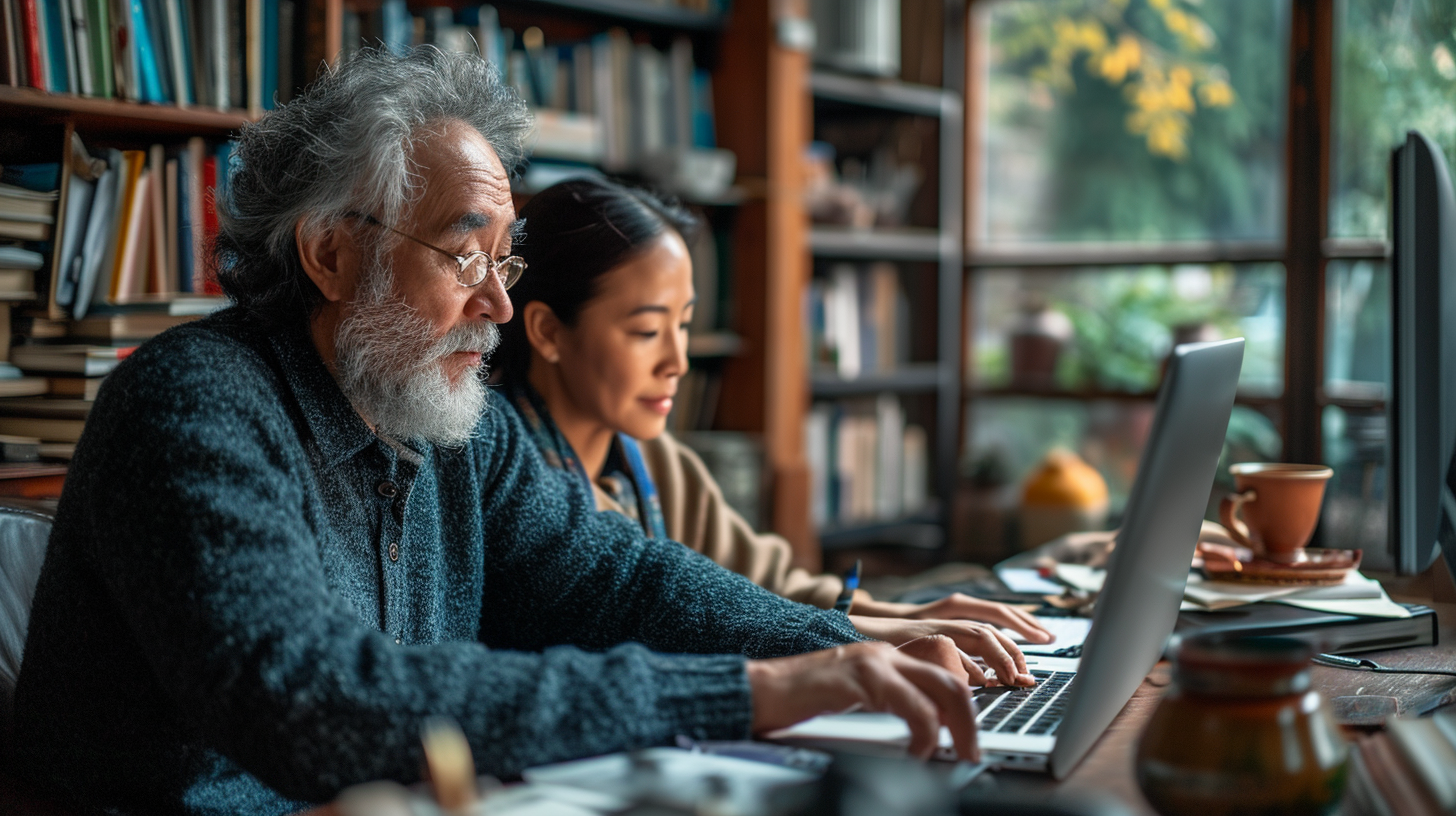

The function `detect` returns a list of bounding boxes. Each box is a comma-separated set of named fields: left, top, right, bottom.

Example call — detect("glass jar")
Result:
left=1136, top=636, right=1348, bottom=816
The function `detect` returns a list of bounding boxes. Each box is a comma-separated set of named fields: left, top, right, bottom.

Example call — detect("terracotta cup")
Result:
left=1219, top=463, right=1333, bottom=564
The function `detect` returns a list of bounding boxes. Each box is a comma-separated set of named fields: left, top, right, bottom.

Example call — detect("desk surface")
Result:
left=986, top=600, right=1456, bottom=815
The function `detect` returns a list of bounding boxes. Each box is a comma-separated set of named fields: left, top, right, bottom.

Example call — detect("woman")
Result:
left=497, top=177, right=1052, bottom=677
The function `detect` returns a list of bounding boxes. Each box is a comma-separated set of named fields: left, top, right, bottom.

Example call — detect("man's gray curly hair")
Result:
left=213, top=46, right=531, bottom=326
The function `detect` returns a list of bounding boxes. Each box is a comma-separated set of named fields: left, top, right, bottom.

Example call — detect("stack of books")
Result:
left=806, top=394, right=929, bottom=526
left=0, top=343, right=133, bottom=456
left=808, top=262, right=911, bottom=380
left=339, top=4, right=721, bottom=175
left=0, top=0, right=325, bottom=113
left=1348, top=709, right=1456, bottom=816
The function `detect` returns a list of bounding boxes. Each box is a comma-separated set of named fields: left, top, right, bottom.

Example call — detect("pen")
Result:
left=833, top=559, right=861, bottom=613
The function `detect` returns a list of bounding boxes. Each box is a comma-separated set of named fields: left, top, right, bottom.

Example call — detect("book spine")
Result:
left=146, top=144, right=165, bottom=293
left=86, top=0, right=111, bottom=97
left=162, top=0, right=188, bottom=105
left=198, top=154, right=218, bottom=294
left=17, top=0, right=43, bottom=90
left=0, top=0, right=17, bottom=87
left=57, top=0, right=80, bottom=94
left=128, top=0, right=163, bottom=102
left=260, top=0, right=276, bottom=110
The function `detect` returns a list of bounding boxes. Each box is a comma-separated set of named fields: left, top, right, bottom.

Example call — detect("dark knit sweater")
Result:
left=12, top=309, right=860, bottom=816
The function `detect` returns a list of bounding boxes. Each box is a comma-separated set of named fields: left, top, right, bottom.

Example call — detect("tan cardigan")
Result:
left=592, top=433, right=844, bottom=609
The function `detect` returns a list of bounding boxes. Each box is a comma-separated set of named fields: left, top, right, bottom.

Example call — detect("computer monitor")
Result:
left=1388, top=130, right=1456, bottom=577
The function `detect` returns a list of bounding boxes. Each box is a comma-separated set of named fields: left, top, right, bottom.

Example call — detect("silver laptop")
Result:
left=773, top=338, right=1245, bottom=779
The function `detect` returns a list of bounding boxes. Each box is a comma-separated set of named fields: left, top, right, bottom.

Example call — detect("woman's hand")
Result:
left=851, top=592, right=1054, bottom=645
left=848, top=616, right=1036, bottom=687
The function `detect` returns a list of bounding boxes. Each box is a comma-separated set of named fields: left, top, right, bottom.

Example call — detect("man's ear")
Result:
left=522, top=301, right=565, bottom=364
left=296, top=219, right=353, bottom=303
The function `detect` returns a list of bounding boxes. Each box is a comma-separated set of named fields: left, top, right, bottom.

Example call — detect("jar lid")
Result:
left=1173, top=635, right=1313, bottom=697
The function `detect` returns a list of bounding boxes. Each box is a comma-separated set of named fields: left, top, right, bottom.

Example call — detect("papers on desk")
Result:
left=1002, top=616, right=1093, bottom=656
left=1184, top=570, right=1410, bottom=617
left=522, top=747, right=814, bottom=814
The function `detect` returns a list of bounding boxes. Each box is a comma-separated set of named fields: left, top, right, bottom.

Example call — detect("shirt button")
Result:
left=388, top=542, right=400, bottom=562
left=395, top=635, right=402, bottom=645
left=376, top=481, right=398, bottom=498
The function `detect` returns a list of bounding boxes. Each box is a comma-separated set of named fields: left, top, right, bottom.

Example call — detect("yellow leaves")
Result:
left=1199, top=79, right=1235, bottom=107
left=1098, top=34, right=1142, bottom=83
left=1012, top=1, right=1237, bottom=162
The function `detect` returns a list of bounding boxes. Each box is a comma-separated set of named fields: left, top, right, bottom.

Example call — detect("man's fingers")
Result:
left=860, top=659, right=944, bottom=759
left=891, top=651, right=980, bottom=763
left=959, top=651, right=989, bottom=687
left=1000, top=608, right=1054, bottom=644
left=973, top=626, right=1031, bottom=686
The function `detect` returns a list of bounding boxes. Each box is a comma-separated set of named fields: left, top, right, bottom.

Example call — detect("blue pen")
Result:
left=833, top=559, right=861, bottom=613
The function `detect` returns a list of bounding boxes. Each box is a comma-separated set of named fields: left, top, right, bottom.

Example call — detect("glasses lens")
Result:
left=458, top=253, right=490, bottom=287
left=497, top=257, right=527, bottom=290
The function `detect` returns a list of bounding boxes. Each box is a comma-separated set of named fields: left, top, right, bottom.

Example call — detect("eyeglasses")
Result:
left=347, top=212, right=527, bottom=289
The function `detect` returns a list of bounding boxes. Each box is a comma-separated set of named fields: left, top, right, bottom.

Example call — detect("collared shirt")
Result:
left=13, top=309, right=860, bottom=816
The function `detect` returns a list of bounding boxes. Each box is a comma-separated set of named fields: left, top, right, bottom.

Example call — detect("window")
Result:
left=962, top=0, right=1453, bottom=560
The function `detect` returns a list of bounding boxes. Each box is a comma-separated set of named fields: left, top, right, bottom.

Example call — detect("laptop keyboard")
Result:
left=974, top=670, right=1076, bottom=736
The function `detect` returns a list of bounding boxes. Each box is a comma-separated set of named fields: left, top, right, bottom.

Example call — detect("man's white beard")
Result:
left=333, top=254, right=497, bottom=447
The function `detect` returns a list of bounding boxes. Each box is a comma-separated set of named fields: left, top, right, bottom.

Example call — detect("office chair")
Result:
left=0, top=501, right=54, bottom=756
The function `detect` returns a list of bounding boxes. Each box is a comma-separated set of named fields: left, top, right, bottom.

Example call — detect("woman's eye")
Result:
left=634, top=331, right=659, bottom=339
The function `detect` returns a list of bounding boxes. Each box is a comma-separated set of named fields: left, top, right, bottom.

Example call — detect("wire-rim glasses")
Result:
left=346, top=212, right=527, bottom=289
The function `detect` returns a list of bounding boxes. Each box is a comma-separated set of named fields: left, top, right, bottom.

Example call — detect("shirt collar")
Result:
left=268, top=322, right=377, bottom=470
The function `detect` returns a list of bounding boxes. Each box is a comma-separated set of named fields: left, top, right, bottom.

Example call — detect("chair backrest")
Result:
left=0, top=502, right=54, bottom=737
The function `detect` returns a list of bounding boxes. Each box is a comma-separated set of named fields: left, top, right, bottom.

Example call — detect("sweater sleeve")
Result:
left=74, top=335, right=859, bottom=800
left=472, top=409, right=864, bottom=658
left=641, top=433, right=844, bottom=609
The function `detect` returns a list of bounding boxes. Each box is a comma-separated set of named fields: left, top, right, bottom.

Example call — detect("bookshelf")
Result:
left=798, top=0, right=967, bottom=558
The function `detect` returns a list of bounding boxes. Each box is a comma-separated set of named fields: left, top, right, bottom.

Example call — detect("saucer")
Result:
left=1199, top=546, right=1362, bottom=586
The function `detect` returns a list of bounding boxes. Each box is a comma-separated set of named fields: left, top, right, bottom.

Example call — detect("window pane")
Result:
left=1330, top=0, right=1456, bottom=239
left=959, top=398, right=1281, bottom=557
left=1321, top=405, right=1390, bottom=568
left=969, top=264, right=1285, bottom=394
left=976, top=0, right=1290, bottom=244
left=1324, top=260, right=1389, bottom=396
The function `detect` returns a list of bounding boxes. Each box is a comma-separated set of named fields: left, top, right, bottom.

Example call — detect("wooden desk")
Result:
left=976, top=601, right=1456, bottom=815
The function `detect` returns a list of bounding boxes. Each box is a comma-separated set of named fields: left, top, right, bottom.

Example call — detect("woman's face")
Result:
left=549, top=230, right=695, bottom=441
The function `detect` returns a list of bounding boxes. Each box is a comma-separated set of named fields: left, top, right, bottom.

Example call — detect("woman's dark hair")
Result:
left=498, top=176, right=701, bottom=380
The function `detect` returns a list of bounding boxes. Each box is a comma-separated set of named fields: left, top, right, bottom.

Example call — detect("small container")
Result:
left=1136, top=636, right=1348, bottom=816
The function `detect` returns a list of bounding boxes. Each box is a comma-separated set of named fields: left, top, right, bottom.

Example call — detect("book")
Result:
left=146, top=143, right=165, bottom=295
left=84, top=0, right=112, bottom=97
left=47, top=376, right=103, bottom=400
left=0, top=378, right=47, bottom=398
left=0, top=267, right=38, bottom=300
left=0, top=415, right=86, bottom=442
left=66, top=308, right=197, bottom=341
left=141, top=0, right=172, bottom=102
left=0, top=182, right=58, bottom=221
left=0, top=0, right=18, bottom=87
left=164, top=156, right=178, bottom=292
left=0, top=247, right=43, bottom=270
left=113, top=164, right=151, bottom=302
left=10, top=344, right=134, bottom=376
left=52, top=0, right=76, bottom=93
left=0, top=219, right=51, bottom=241
left=73, top=146, right=124, bottom=319
left=16, top=0, right=42, bottom=90
left=0, top=434, right=40, bottom=462
left=129, top=0, right=165, bottom=102
left=54, top=168, right=97, bottom=309
left=0, top=398, right=92, bottom=420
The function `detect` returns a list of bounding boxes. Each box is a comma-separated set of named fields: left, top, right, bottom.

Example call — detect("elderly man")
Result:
left=12, top=49, right=989, bottom=815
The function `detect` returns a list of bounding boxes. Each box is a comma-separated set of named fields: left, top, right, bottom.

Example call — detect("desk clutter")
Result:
left=329, top=724, right=1133, bottom=816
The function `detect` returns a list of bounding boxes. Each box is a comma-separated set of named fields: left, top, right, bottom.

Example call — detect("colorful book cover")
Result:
left=85, top=0, right=112, bottom=97
left=260, top=0, right=277, bottom=110
left=17, top=0, right=42, bottom=90
left=128, top=0, right=165, bottom=102
left=198, top=154, right=218, bottom=294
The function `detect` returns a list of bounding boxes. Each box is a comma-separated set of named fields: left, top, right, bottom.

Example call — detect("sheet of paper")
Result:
left=1002, top=616, right=1093, bottom=655
left=996, top=567, right=1064, bottom=595
left=1276, top=594, right=1413, bottom=618
left=1183, top=570, right=1383, bottom=610
left=523, top=747, right=813, bottom=813
left=1053, top=563, right=1106, bottom=592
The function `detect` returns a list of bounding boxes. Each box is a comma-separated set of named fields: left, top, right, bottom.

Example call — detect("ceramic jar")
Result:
left=1136, top=636, right=1348, bottom=816
left=1018, top=448, right=1109, bottom=549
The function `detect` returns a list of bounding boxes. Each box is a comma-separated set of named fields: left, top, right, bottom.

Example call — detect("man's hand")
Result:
left=848, top=616, right=1035, bottom=687
left=746, top=641, right=979, bottom=761
left=852, top=592, right=1054, bottom=645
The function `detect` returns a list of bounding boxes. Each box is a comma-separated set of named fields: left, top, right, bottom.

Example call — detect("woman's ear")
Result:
left=522, top=301, right=565, bottom=365
left=296, top=219, right=354, bottom=303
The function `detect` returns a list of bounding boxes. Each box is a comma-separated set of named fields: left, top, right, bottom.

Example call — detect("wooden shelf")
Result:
left=972, top=385, right=1283, bottom=407
left=819, top=508, right=944, bottom=551
left=810, top=226, right=948, bottom=261
left=809, top=71, right=958, bottom=118
left=966, top=240, right=1286, bottom=269
left=812, top=365, right=945, bottom=396
left=0, top=86, right=252, bottom=136
left=495, top=0, right=726, bottom=32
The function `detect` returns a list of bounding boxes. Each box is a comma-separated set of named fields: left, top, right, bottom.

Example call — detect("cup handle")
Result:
left=1219, top=489, right=1259, bottom=554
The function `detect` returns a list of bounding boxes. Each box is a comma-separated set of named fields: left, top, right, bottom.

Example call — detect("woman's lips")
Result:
left=640, top=396, right=674, bottom=416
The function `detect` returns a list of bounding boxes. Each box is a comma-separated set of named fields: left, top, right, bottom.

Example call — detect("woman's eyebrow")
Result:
left=627, top=297, right=696, bottom=317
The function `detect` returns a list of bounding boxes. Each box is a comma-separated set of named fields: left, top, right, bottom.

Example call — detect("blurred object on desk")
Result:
left=1018, top=449, right=1109, bottom=551
left=1136, top=636, right=1348, bottom=816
